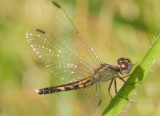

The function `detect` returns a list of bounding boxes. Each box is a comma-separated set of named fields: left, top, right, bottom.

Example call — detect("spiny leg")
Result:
left=114, top=79, right=130, bottom=101
left=121, top=74, right=131, bottom=78
left=118, top=76, right=136, bottom=85
left=108, top=79, right=114, bottom=99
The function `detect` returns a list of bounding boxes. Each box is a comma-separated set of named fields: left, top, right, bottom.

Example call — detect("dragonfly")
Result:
left=26, top=0, right=134, bottom=115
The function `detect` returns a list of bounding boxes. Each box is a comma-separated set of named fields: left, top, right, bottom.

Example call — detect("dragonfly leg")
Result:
left=114, top=79, right=130, bottom=101
left=108, top=79, right=114, bottom=99
left=122, top=74, right=131, bottom=78
left=118, top=76, right=135, bottom=85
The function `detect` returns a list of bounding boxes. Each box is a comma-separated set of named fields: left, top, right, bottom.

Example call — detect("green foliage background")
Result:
left=0, top=0, right=160, bottom=116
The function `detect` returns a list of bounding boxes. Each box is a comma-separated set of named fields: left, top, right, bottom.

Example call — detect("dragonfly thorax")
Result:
left=92, top=64, right=120, bottom=83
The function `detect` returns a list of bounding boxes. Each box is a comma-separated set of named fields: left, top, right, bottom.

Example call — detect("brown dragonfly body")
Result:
left=26, top=0, right=133, bottom=115
left=37, top=63, right=121, bottom=95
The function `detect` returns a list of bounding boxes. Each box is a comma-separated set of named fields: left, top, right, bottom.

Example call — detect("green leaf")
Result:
left=102, top=35, right=160, bottom=116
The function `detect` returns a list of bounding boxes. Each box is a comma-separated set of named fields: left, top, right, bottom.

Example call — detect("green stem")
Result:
left=102, top=35, right=160, bottom=116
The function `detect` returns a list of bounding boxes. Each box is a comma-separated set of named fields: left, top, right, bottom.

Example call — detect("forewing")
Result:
left=77, top=83, right=102, bottom=115
left=26, top=29, right=94, bottom=83
left=41, top=0, right=101, bottom=70
left=26, top=0, right=102, bottom=83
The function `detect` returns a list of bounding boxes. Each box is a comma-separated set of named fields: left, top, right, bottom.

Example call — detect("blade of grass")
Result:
left=102, top=35, right=160, bottom=116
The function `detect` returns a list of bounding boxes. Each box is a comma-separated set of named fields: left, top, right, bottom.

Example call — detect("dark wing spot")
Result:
left=98, top=100, right=102, bottom=106
left=52, top=1, right=60, bottom=8
left=36, top=29, right=45, bottom=34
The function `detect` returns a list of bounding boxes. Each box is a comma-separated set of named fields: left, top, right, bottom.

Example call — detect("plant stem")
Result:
left=102, top=35, right=160, bottom=116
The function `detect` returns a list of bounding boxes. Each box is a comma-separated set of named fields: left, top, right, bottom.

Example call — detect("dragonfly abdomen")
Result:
left=36, top=77, right=92, bottom=95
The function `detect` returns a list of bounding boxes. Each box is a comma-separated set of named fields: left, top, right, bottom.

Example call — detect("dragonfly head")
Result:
left=117, top=57, right=132, bottom=74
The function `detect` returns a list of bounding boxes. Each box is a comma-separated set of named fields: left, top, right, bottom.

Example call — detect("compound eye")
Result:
left=123, top=63, right=131, bottom=73
left=125, top=59, right=129, bottom=63
left=124, top=58, right=132, bottom=65
left=117, top=57, right=125, bottom=65
left=121, top=63, right=128, bottom=70
left=117, top=57, right=132, bottom=73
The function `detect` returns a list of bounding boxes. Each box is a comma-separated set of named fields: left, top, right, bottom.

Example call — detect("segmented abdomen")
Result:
left=36, top=77, right=92, bottom=95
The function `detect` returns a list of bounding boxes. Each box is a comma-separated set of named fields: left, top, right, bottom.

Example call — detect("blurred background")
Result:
left=0, top=0, right=160, bottom=116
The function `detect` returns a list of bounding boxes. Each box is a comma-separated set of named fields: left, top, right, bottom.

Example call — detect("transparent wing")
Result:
left=77, top=83, right=102, bottom=115
left=26, top=30, right=95, bottom=83
left=26, top=0, right=102, bottom=83
left=41, top=0, right=101, bottom=70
